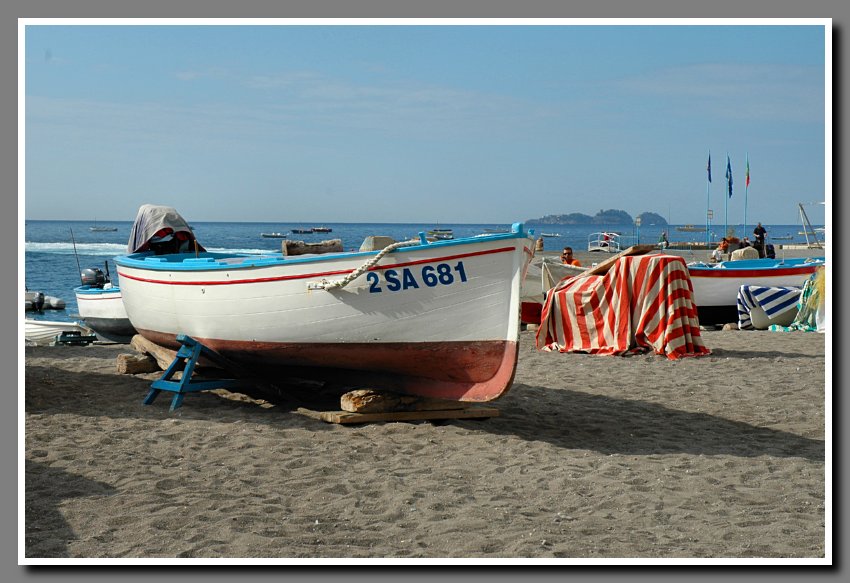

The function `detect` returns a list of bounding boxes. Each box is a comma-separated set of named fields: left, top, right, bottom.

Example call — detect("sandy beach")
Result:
left=23, top=324, right=826, bottom=562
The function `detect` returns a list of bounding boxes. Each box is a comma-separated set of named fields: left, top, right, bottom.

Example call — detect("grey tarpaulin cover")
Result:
left=127, top=204, right=203, bottom=253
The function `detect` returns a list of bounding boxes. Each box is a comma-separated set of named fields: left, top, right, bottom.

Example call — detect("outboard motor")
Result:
left=80, top=267, right=106, bottom=288
left=765, top=244, right=776, bottom=259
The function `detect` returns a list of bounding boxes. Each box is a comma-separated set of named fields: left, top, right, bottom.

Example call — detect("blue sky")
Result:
left=23, top=21, right=828, bottom=225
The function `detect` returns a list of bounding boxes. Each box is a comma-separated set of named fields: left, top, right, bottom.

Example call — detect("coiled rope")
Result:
left=309, top=239, right=421, bottom=291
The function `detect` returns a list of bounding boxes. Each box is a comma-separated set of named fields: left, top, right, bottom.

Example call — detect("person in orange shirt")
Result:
left=561, top=247, right=582, bottom=266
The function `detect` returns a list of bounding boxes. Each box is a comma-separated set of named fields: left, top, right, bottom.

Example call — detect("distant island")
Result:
left=527, top=209, right=668, bottom=226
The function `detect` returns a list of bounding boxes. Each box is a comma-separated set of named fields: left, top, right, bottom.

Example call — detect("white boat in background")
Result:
left=520, top=256, right=586, bottom=324
left=588, top=231, right=628, bottom=253
left=426, top=228, right=454, bottom=240
left=115, top=206, right=535, bottom=402
left=74, top=265, right=137, bottom=343
left=24, top=319, right=91, bottom=346
left=260, top=232, right=288, bottom=238
left=687, top=256, right=825, bottom=325
left=676, top=224, right=706, bottom=233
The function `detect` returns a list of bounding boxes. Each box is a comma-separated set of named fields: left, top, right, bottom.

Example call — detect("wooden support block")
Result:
left=116, top=352, right=160, bottom=374
left=295, top=406, right=499, bottom=425
left=283, top=238, right=344, bottom=256
left=340, top=389, right=467, bottom=413
left=130, top=334, right=219, bottom=371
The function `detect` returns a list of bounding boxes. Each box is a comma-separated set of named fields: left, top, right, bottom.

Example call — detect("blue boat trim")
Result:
left=115, top=223, right=530, bottom=272
left=688, top=257, right=825, bottom=272
left=74, top=285, right=123, bottom=295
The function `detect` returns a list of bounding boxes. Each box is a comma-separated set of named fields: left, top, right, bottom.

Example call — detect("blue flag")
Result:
left=725, top=155, right=733, bottom=198
left=707, top=153, right=712, bottom=183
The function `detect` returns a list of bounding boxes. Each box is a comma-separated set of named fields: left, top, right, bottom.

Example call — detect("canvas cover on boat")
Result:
left=767, top=267, right=826, bottom=333
left=736, top=285, right=801, bottom=330
left=127, top=204, right=203, bottom=253
left=536, top=254, right=710, bottom=360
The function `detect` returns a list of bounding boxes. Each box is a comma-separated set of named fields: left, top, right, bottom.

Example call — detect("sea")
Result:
left=23, top=219, right=821, bottom=324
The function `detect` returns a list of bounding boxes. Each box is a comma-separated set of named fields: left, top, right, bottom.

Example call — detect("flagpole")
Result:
left=724, top=152, right=729, bottom=239
left=706, top=150, right=711, bottom=247
left=743, top=152, right=749, bottom=237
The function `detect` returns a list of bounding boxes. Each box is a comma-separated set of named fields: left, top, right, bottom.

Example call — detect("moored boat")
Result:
left=260, top=232, right=287, bottom=238
left=588, top=231, right=628, bottom=253
left=687, top=256, right=825, bottom=325
left=74, top=265, right=137, bottom=343
left=426, top=228, right=454, bottom=240
left=676, top=224, right=706, bottom=233
left=311, top=226, right=333, bottom=233
left=115, top=206, right=535, bottom=402
left=25, top=318, right=92, bottom=346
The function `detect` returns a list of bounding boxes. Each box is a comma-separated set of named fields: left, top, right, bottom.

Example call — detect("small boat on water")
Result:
left=290, top=228, right=313, bottom=234
left=74, top=265, right=137, bottom=343
left=540, top=232, right=561, bottom=238
left=687, top=256, right=825, bottom=325
left=676, top=224, right=706, bottom=233
left=311, top=226, right=333, bottom=233
left=25, top=318, right=92, bottom=346
left=90, top=226, right=118, bottom=232
left=426, top=228, right=454, bottom=240
left=260, top=232, right=288, bottom=238
left=115, top=206, right=534, bottom=402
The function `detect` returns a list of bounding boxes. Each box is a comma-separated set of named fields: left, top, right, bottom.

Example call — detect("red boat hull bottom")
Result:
left=139, top=330, right=519, bottom=402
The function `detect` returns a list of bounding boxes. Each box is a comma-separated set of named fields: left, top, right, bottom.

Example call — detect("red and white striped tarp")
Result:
left=535, top=254, right=710, bottom=360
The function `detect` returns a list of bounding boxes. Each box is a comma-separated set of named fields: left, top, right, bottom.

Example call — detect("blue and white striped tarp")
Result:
left=737, top=285, right=802, bottom=330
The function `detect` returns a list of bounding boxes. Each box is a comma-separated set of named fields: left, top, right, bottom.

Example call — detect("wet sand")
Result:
left=24, top=328, right=826, bottom=560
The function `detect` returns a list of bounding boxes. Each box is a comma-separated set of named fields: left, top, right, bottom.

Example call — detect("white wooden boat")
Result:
left=520, top=256, right=586, bottom=324
left=24, top=318, right=91, bottom=346
left=588, top=231, right=630, bottom=253
left=687, top=256, right=825, bottom=325
left=115, top=214, right=534, bottom=402
left=74, top=285, right=136, bottom=342
left=73, top=266, right=137, bottom=342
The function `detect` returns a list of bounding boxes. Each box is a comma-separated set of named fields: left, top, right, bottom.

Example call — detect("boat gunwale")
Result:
left=687, top=257, right=824, bottom=275
left=74, top=285, right=124, bottom=296
left=114, top=224, right=531, bottom=272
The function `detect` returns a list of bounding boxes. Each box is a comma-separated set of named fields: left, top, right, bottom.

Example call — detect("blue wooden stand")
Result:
left=144, top=334, right=240, bottom=411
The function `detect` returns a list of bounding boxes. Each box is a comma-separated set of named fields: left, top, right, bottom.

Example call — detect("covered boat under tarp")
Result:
left=127, top=204, right=205, bottom=254
left=537, top=254, right=710, bottom=360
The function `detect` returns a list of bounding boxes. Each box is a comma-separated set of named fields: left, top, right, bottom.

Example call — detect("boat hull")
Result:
left=24, top=319, right=89, bottom=346
left=688, top=257, right=824, bottom=325
left=74, top=286, right=137, bottom=342
left=116, top=225, right=534, bottom=401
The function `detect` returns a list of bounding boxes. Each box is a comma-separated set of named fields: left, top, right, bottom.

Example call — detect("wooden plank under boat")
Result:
left=115, top=217, right=535, bottom=402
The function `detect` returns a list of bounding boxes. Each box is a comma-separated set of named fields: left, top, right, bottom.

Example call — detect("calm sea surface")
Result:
left=24, top=219, right=820, bottom=324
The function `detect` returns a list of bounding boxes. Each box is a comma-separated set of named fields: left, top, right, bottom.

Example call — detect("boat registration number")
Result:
left=366, top=261, right=468, bottom=293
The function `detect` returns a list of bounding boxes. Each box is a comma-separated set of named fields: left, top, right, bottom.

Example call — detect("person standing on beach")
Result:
left=753, top=222, right=767, bottom=258
left=561, top=247, right=582, bottom=266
